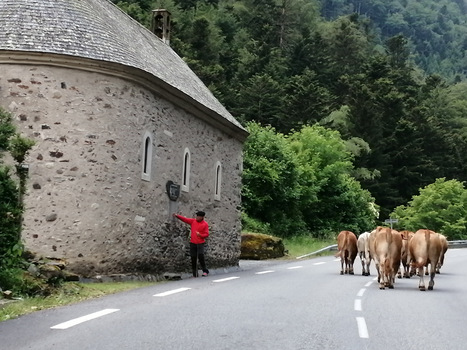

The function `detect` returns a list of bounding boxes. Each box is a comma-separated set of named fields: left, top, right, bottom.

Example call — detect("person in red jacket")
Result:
left=173, top=211, right=210, bottom=277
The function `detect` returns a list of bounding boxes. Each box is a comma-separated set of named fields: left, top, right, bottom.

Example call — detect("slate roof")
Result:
left=0, top=0, right=247, bottom=136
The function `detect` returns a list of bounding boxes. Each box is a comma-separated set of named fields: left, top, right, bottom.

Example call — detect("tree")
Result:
left=392, top=178, right=467, bottom=240
left=0, top=108, right=34, bottom=269
left=241, top=122, right=305, bottom=236
left=289, top=124, right=377, bottom=236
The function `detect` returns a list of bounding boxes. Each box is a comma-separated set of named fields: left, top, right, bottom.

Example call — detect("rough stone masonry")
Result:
left=0, top=0, right=248, bottom=278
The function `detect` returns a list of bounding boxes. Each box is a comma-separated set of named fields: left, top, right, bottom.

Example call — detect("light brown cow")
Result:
left=371, top=226, right=402, bottom=289
left=357, top=231, right=372, bottom=276
left=436, top=233, right=448, bottom=274
left=422, top=232, right=449, bottom=276
left=336, top=230, right=358, bottom=275
left=397, top=230, right=414, bottom=279
left=408, top=229, right=442, bottom=291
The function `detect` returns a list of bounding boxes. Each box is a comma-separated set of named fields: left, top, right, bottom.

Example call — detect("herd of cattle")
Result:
left=336, top=227, right=449, bottom=291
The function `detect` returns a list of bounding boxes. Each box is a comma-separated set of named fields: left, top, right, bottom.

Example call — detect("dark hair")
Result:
left=196, top=211, right=205, bottom=217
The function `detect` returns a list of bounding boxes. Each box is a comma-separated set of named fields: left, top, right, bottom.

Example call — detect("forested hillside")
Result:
left=320, top=0, right=467, bottom=81
left=113, top=0, right=467, bottom=235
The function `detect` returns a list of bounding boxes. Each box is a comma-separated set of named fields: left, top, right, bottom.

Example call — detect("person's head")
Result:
left=195, top=211, right=205, bottom=222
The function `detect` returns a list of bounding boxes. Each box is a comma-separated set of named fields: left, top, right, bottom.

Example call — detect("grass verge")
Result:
left=0, top=281, right=158, bottom=322
left=283, top=236, right=336, bottom=259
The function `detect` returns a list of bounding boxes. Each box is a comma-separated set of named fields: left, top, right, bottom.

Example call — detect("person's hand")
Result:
left=196, top=231, right=200, bottom=237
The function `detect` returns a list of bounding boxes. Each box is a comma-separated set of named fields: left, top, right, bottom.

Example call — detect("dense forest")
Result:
left=111, top=0, right=467, bottom=237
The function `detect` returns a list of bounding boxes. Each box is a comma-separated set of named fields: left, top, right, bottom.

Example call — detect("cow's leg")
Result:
left=340, top=257, right=344, bottom=275
left=344, top=251, right=350, bottom=274
left=437, top=253, right=445, bottom=274
left=378, top=264, right=385, bottom=289
left=365, top=259, right=371, bottom=276
left=428, top=271, right=435, bottom=290
left=374, top=261, right=381, bottom=283
left=428, top=264, right=436, bottom=290
left=418, top=267, right=426, bottom=291
left=397, top=266, right=402, bottom=279
left=360, top=253, right=366, bottom=276
left=404, top=263, right=410, bottom=278
left=436, top=259, right=442, bottom=274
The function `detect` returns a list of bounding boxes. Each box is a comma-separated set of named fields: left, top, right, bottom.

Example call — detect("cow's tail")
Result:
left=411, top=230, right=430, bottom=268
left=337, top=231, right=349, bottom=256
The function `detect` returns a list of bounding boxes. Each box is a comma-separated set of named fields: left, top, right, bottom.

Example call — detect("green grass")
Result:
left=282, top=236, right=336, bottom=259
left=0, top=281, right=158, bottom=322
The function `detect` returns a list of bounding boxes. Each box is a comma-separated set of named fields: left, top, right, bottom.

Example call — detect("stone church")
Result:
left=0, top=0, right=248, bottom=277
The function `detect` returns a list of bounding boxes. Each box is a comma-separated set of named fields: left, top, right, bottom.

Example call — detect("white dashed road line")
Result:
left=154, top=287, right=191, bottom=297
left=356, top=317, right=369, bottom=338
left=355, top=282, right=372, bottom=338
left=50, top=309, right=119, bottom=330
left=213, top=277, right=240, bottom=283
left=287, top=266, right=303, bottom=270
left=256, top=270, right=274, bottom=275
left=313, top=262, right=326, bottom=266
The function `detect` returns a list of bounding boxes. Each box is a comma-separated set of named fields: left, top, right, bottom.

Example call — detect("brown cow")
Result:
left=357, top=231, right=372, bottom=276
left=422, top=232, right=449, bottom=276
left=408, top=229, right=442, bottom=291
left=371, top=226, right=402, bottom=289
left=336, top=230, right=358, bottom=275
left=397, top=230, right=414, bottom=279
left=436, top=233, right=448, bottom=274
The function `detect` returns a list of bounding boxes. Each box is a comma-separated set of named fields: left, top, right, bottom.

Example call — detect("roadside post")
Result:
left=384, top=218, right=398, bottom=229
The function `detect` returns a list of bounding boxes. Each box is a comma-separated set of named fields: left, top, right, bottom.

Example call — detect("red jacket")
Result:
left=175, top=215, right=209, bottom=244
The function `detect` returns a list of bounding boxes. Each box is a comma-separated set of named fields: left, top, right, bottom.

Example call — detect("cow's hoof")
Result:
left=389, top=285, right=394, bottom=289
left=419, top=286, right=426, bottom=291
left=340, top=271, right=343, bottom=275
left=350, top=272, right=354, bottom=275
left=428, top=286, right=434, bottom=290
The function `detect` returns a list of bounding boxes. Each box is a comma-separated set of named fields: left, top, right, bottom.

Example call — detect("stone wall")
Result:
left=0, top=64, right=243, bottom=277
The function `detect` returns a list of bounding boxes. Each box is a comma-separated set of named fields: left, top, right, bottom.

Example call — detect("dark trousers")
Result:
left=190, top=243, right=209, bottom=277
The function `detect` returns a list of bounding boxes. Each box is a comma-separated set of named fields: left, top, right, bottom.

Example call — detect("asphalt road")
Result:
left=1, top=249, right=466, bottom=350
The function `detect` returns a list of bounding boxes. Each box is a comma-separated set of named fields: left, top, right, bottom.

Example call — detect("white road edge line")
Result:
left=356, top=317, right=369, bottom=338
left=354, top=299, right=362, bottom=311
left=154, top=287, right=191, bottom=297
left=213, top=277, right=240, bottom=283
left=50, top=309, right=119, bottom=330
left=256, top=270, right=274, bottom=275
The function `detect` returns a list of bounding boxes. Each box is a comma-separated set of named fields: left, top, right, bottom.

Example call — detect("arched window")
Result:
left=141, top=131, right=153, bottom=181
left=214, top=161, right=222, bottom=201
left=182, top=148, right=191, bottom=192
